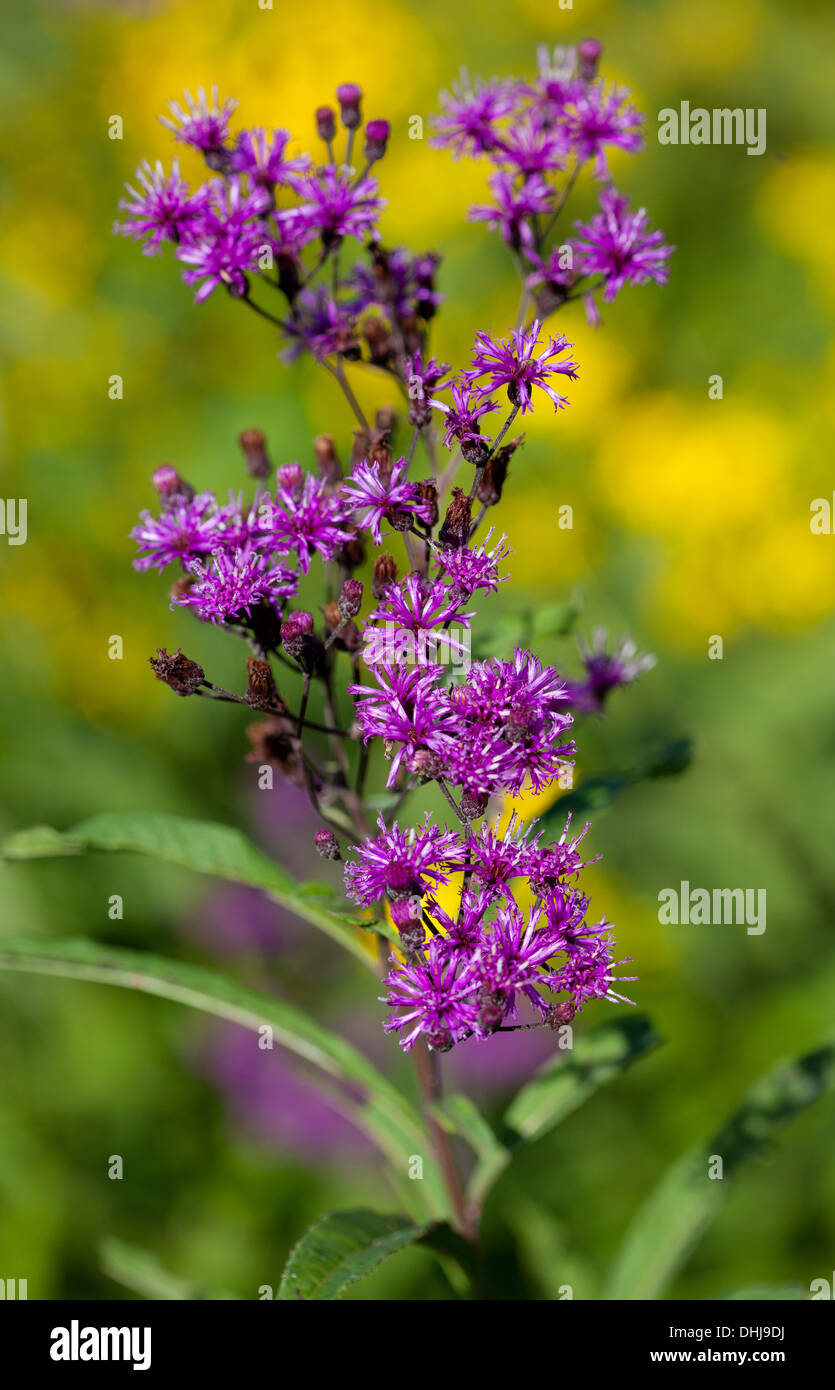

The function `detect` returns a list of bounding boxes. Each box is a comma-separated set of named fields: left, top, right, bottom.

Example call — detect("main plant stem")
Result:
left=413, top=1041, right=479, bottom=1244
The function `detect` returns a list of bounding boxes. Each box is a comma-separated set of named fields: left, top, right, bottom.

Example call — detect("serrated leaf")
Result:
left=603, top=1039, right=835, bottom=1300
left=277, top=1209, right=433, bottom=1300
left=2, top=812, right=395, bottom=966
left=469, top=1016, right=661, bottom=1207
left=0, top=935, right=436, bottom=1199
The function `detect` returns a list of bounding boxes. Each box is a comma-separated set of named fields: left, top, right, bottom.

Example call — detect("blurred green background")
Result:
left=1, top=0, right=834, bottom=1300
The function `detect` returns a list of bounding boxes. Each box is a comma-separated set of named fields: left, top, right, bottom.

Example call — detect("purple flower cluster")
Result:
left=130, top=461, right=350, bottom=627
left=345, top=810, right=634, bottom=1052
left=123, top=50, right=665, bottom=1064
left=430, top=43, right=673, bottom=324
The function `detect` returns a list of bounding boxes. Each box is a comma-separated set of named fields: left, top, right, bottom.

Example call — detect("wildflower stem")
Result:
left=436, top=777, right=467, bottom=827
left=322, top=359, right=370, bottom=431
left=538, top=159, right=584, bottom=249
left=413, top=1042, right=479, bottom=1244
left=240, top=294, right=291, bottom=332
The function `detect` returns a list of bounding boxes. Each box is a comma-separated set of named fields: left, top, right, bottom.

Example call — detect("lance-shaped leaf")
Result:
left=719, top=1284, right=807, bottom=1301
left=468, top=1015, right=661, bottom=1207
left=2, top=812, right=395, bottom=967
left=603, top=1038, right=835, bottom=1300
left=0, top=935, right=441, bottom=1209
left=277, top=1209, right=434, bottom=1300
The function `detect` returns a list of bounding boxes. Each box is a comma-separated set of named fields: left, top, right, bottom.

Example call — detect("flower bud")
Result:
left=546, top=1000, right=576, bottom=1029
left=335, top=82, right=363, bottom=130
left=364, top=119, right=390, bottom=163
left=578, top=38, right=603, bottom=83
left=350, top=426, right=371, bottom=468
left=316, top=106, right=336, bottom=142
left=339, top=528, right=366, bottom=571
left=408, top=747, right=445, bottom=780
left=460, top=789, right=489, bottom=821
left=313, top=434, right=342, bottom=484
left=438, top=487, right=471, bottom=549
left=314, top=828, right=341, bottom=861
left=338, top=578, right=363, bottom=619
left=281, top=611, right=320, bottom=668
left=237, top=428, right=271, bottom=479
left=245, top=656, right=281, bottom=711
left=414, top=479, right=439, bottom=528
left=149, top=647, right=205, bottom=696
left=375, top=405, right=398, bottom=436
left=152, top=465, right=194, bottom=505
left=390, top=896, right=425, bottom=954
left=372, top=553, right=398, bottom=599
left=324, top=601, right=361, bottom=651
left=276, top=461, right=304, bottom=496
left=362, top=315, right=394, bottom=368
left=477, top=434, right=523, bottom=507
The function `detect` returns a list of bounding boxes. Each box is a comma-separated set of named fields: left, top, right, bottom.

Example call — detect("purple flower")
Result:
left=131, top=492, right=228, bottom=572
left=349, top=248, right=443, bottom=321
left=267, top=474, right=350, bottom=573
left=229, top=127, right=310, bottom=189
left=381, top=938, right=479, bottom=1051
left=173, top=547, right=298, bottom=624
left=446, top=648, right=576, bottom=798
left=529, top=44, right=584, bottom=124
left=564, top=81, right=644, bottom=180
left=345, top=812, right=465, bottom=906
left=564, top=627, right=656, bottom=712
left=433, top=530, right=511, bottom=598
left=349, top=664, right=456, bottom=787
left=573, top=187, right=674, bottom=301
left=466, top=320, right=579, bottom=414
left=283, top=287, right=358, bottom=362
left=472, top=899, right=564, bottom=1025
left=364, top=573, right=473, bottom=666
left=159, top=85, right=238, bottom=166
left=544, top=925, right=636, bottom=1008
left=340, top=457, right=433, bottom=545
left=114, top=159, right=206, bottom=256
left=465, top=816, right=533, bottom=900
left=175, top=179, right=267, bottom=301
left=493, top=118, right=569, bottom=176
left=430, top=379, right=499, bottom=453
left=468, top=171, right=553, bottom=250
left=523, top=816, right=598, bottom=895
left=294, top=167, right=384, bottom=245
left=430, top=73, right=524, bottom=159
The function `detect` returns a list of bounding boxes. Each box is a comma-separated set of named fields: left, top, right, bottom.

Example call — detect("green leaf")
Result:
left=542, top=739, right=693, bottom=828
left=469, top=1016, right=661, bottom=1207
left=277, top=1209, right=433, bottom=1300
left=473, top=599, right=582, bottom=661
left=0, top=936, right=433, bottom=1199
left=2, top=812, right=395, bottom=967
left=429, top=1093, right=505, bottom=1166
left=100, top=1237, right=240, bottom=1300
left=603, top=1039, right=835, bottom=1300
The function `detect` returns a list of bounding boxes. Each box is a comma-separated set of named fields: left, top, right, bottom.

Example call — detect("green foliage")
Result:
left=603, top=1040, right=835, bottom=1300
left=277, top=1210, right=434, bottom=1300
left=2, top=812, right=395, bottom=965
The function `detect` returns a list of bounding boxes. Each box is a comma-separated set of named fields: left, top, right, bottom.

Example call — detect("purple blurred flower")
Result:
left=564, top=628, right=656, bottom=713
left=468, top=171, right=553, bottom=250
left=564, top=80, right=644, bottom=180
left=430, top=73, right=524, bottom=159
left=493, top=118, right=569, bottom=175
left=114, top=159, right=206, bottom=255
left=175, top=178, right=267, bottom=301
left=294, top=167, right=384, bottom=245
left=229, top=126, right=310, bottom=189
left=159, top=85, right=238, bottom=166
left=283, top=287, right=358, bottom=361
